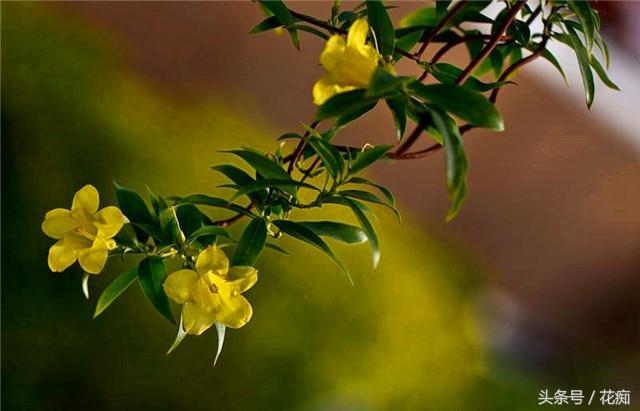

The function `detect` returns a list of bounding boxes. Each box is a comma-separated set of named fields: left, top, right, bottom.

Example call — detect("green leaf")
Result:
left=366, top=67, right=412, bottom=100
left=430, top=63, right=514, bottom=92
left=349, top=145, right=393, bottom=175
left=114, top=181, right=153, bottom=242
left=324, top=195, right=376, bottom=215
left=264, top=242, right=290, bottom=255
left=187, top=225, right=230, bottom=243
left=231, top=218, right=267, bottom=266
left=339, top=197, right=380, bottom=269
left=436, top=0, right=452, bottom=16
left=250, top=15, right=284, bottom=34
left=177, top=194, right=253, bottom=215
left=507, top=20, right=530, bottom=45
left=558, top=27, right=595, bottom=108
left=366, top=0, right=395, bottom=56
left=260, top=0, right=300, bottom=49
left=138, top=257, right=174, bottom=324
left=408, top=82, right=503, bottom=130
left=93, top=265, right=138, bottom=318
left=299, top=221, right=367, bottom=244
left=272, top=220, right=351, bottom=282
left=567, top=0, right=596, bottom=54
left=590, top=56, right=620, bottom=91
left=428, top=107, right=467, bottom=221
left=339, top=189, right=400, bottom=220
left=224, top=149, right=290, bottom=181
left=537, top=48, right=568, bottom=84
left=159, top=207, right=185, bottom=244
left=347, top=176, right=396, bottom=206
left=211, top=164, right=255, bottom=186
left=294, top=24, right=330, bottom=40
left=316, top=89, right=378, bottom=121
left=386, top=96, right=407, bottom=140
left=132, top=222, right=169, bottom=243
left=221, top=179, right=319, bottom=200
left=399, top=6, right=438, bottom=28
left=307, top=136, right=345, bottom=179
left=175, top=204, right=203, bottom=238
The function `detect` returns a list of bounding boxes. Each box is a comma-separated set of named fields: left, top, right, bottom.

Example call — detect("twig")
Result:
left=414, top=0, right=469, bottom=60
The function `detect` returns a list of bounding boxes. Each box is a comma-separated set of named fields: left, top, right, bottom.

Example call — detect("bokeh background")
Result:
left=2, top=2, right=638, bottom=410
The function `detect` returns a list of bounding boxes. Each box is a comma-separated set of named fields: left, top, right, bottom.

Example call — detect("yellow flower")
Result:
left=313, top=18, right=380, bottom=105
left=163, top=246, right=258, bottom=335
left=42, top=185, right=126, bottom=274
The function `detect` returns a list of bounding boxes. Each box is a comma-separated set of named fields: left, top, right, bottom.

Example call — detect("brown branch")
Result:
left=455, top=1, right=526, bottom=84
left=414, top=0, right=469, bottom=60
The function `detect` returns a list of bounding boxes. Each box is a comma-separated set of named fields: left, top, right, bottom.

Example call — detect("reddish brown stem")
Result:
left=414, top=0, right=469, bottom=60
left=455, top=1, right=526, bottom=84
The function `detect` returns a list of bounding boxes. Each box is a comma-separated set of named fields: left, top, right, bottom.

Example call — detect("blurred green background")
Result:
left=1, top=3, right=635, bottom=411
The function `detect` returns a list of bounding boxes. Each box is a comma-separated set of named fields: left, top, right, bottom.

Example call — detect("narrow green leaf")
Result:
left=307, top=136, right=345, bottom=179
left=431, top=63, right=514, bottom=92
left=187, top=225, right=230, bottom=243
left=349, top=145, right=393, bottom=175
left=114, top=181, right=153, bottom=242
left=590, top=56, right=620, bottom=91
left=408, top=82, right=504, bottom=130
left=316, top=89, right=378, bottom=121
left=260, top=0, right=300, bottom=49
left=231, top=218, right=267, bottom=266
left=94, top=266, right=138, bottom=318
left=273, top=220, right=351, bottom=282
left=367, top=67, right=412, bottom=100
left=386, top=96, right=407, bottom=140
left=347, top=176, right=395, bottom=206
left=175, top=204, right=203, bottom=237
left=211, top=164, right=255, bottom=186
left=339, top=189, right=400, bottom=220
left=436, top=0, right=452, bottom=16
left=567, top=0, right=596, bottom=53
left=560, top=27, right=595, bottom=108
left=366, top=0, right=395, bottom=56
left=138, top=257, right=174, bottom=324
left=428, top=107, right=468, bottom=221
left=250, top=16, right=284, bottom=34
left=224, top=149, right=289, bottom=181
left=299, top=221, right=367, bottom=244
left=399, top=6, right=438, bottom=28
left=264, top=242, right=290, bottom=255
left=538, top=48, right=568, bottom=84
left=340, top=197, right=380, bottom=269
left=178, top=194, right=254, bottom=216
left=221, top=179, right=319, bottom=201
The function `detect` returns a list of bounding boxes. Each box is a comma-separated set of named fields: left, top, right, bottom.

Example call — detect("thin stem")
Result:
left=290, top=10, right=418, bottom=61
left=414, top=0, right=469, bottom=60
left=489, top=36, right=549, bottom=103
left=418, top=35, right=512, bottom=81
left=286, top=120, right=319, bottom=174
left=455, top=1, right=526, bottom=84
left=393, top=117, right=429, bottom=156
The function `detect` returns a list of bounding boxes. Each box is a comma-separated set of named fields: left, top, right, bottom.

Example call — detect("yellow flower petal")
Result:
left=320, top=35, right=346, bottom=71
left=41, top=208, right=76, bottom=239
left=72, top=184, right=100, bottom=214
left=347, top=19, right=369, bottom=49
left=164, top=269, right=199, bottom=304
left=48, top=239, right=77, bottom=272
left=225, top=266, right=258, bottom=295
left=63, top=232, right=93, bottom=250
left=313, top=76, right=355, bottom=106
left=195, top=245, right=229, bottom=276
left=94, top=206, right=126, bottom=238
left=183, top=302, right=217, bottom=335
left=77, top=239, right=108, bottom=274
left=217, top=295, right=253, bottom=329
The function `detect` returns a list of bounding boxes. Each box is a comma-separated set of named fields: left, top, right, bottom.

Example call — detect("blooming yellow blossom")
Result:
left=313, top=18, right=380, bottom=105
left=163, top=246, right=258, bottom=335
left=42, top=185, right=126, bottom=274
